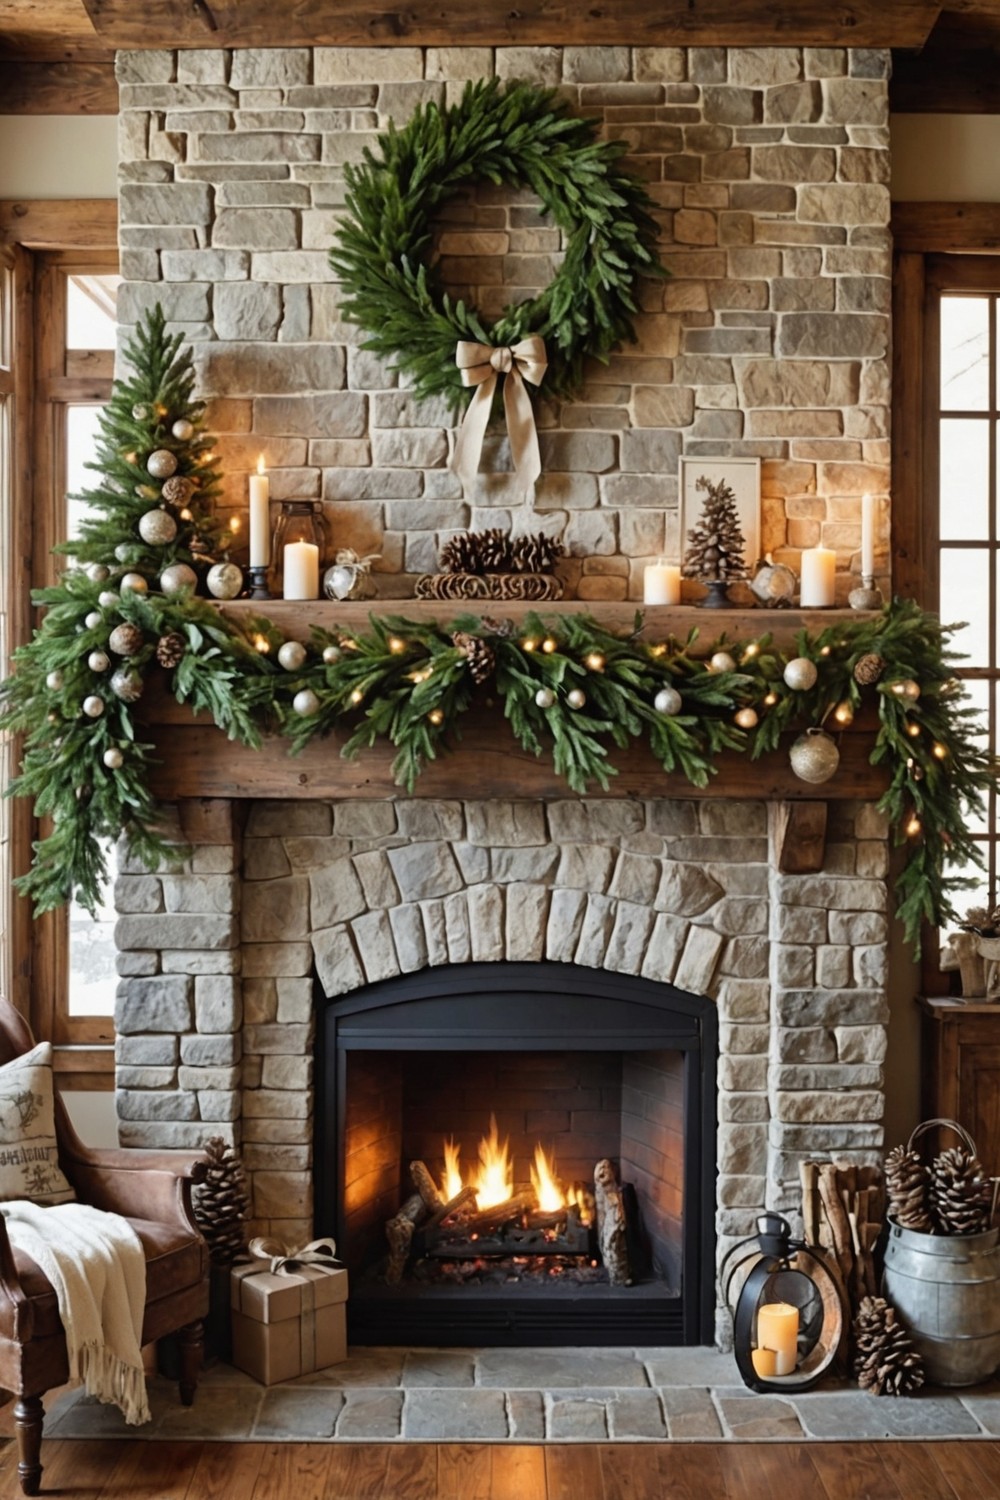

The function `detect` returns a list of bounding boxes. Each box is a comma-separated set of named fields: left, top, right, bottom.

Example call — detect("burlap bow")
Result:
left=451, top=336, right=547, bottom=496
left=248, top=1235, right=341, bottom=1277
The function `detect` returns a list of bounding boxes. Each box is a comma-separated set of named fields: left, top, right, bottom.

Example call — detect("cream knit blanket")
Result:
left=1, top=1200, right=150, bottom=1425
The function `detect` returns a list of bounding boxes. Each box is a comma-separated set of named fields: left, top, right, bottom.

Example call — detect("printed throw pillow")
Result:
left=0, top=1041, right=75, bottom=1204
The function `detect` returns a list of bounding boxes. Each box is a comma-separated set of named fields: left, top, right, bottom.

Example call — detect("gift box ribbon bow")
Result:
left=247, top=1235, right=341, bottom=1277
left=451, top=336, right=548, bottom=496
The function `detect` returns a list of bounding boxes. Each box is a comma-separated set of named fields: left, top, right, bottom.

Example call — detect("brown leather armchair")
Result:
left=0, top=999, right=210, bottom=1495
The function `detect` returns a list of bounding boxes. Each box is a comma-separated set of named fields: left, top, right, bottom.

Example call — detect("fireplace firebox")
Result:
left=315, top=963, right=717, bottom=1346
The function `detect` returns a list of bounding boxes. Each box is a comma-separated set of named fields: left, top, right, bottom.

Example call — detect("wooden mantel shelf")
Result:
left=141, top=602, right=889, bottom=806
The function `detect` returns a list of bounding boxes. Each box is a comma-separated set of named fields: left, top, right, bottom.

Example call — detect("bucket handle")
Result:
left=906, top=1117, right=979, bottom=1161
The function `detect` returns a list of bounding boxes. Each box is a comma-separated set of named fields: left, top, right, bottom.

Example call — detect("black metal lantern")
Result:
left=721, top=1212, right=845, bottom=1393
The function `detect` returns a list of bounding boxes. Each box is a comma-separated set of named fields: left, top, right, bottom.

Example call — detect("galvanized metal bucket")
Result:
left=883, top=1119, right=1000, bottom=1387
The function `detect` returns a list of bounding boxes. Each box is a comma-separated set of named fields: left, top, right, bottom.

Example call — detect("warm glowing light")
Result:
left=907, top=722, right=921, bottom=738
left=124, top=452, right=137, bottom=465
left=350, top=688, right=364, bottom=704
left=542, top=637, right=558, bottom=654
left=440, top=1139, right=463, bottom=1202
left=180, top=507, right=193, bottom=521
left=522, top=638, right=538, bottom=652
left=256, top=454, right=266, bottom=477
left=428, top=708, right=445, bottom=725
left=742, top=642, right=760, bottom=660
left=906, top=815, right=922, bottom=838
left=229, top=513, right=241, bottom=534
left=473, top=1114, right=513, bottom=1210
left=585, top=652, right=606, bottom=672
left=530, top=1144, right=566, bottom=1213
left=408, top=668, right=432, bottom=684
left=833, top=701, right=854, bottom=725
left=251, top=633, right=270, bottom=654
left=763, top=691, right=779, bottom=707
left=932, top=742, right=948, bottom=760
left=649, top=643, right=667, bottom=658
left=820, top=645, right=832, bottom=657
left=388, top=636, right=406, bottom=654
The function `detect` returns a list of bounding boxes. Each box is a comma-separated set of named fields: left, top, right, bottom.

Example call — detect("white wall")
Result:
left=0, top=116, right=117, bottom=200
left=892, top=114, right=1000, bottom=202
left=62, top=1090, right=119, bottom=1148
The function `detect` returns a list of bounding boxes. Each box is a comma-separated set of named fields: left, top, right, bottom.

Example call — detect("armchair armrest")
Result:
left=61, top=1146, right=208, bottom=1236
left=0, top=1216, right=34, bottom=1344
left=63, top=1146, right=207, bottom=1183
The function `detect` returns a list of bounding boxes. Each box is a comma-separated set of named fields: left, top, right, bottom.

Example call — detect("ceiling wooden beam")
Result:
left=891, top=44, right=1000, bottom=109
left=80, top=0, right=944, bottom=51
left=891, top=201, right=1000, bottom=252
left=0, top=61, right=116, bottom=114
left=0, top=200, right=117, bottom=250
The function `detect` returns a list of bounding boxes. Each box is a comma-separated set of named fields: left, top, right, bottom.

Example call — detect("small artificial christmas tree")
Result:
left=63, top=304, right=225, bottom=584
left=682, top=475, right=748, bottom=607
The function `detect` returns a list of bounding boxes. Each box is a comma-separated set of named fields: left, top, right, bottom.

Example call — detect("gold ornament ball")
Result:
left=159, top=563, right=198, bottom=595
left=428, top=708, right=445, bottom=726
left=789, top=727, right=841, bottom=785
left=172, top=418, right=194, bottom=441
left=110, top=667, right=144, bottom=703
left=45, top=670, right=64, bottom=691
left=902, top=679, right=921, bottom=701
left=277, top=640, right=307, bottom=672
left=87, top=650, right=110, bottom=673
left=566, top=688, right=587, bottom=710
left=735, top=706, right=759, bottom=729
left=292, top=688, right=321, bottom=716
left=709, top=650, right=737, bottom=674
left=322, top=645, right=342, bottom=665
left=783, top=656, right=819, bottom=692
left=138, top=508, right=178, bottom=546
left=147, top=448, right=178, bottom=480
left=654, top=686, right=683, bottom=716
left=120, top=572, right=149, bottom=594
left=535, top=687, right=555, bottom=709
left=102, top=747, right=124, bottom=770
left=206, top=562, right=244, bottom=600
left=82, top=695, right=105, bottom=718
left=108, top=622, right=144, bottom=657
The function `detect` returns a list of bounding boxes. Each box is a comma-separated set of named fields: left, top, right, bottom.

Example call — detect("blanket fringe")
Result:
left=72, top=1340, right=150, bottom=1426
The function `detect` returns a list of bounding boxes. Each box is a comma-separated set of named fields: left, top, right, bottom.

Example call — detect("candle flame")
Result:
left=256, top=454, right=266, bottom=476
left=229, top=513, right=241, bottom=534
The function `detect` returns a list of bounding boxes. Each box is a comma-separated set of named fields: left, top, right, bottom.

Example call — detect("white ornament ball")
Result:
left=734, top=706, right=759, bottom=730
left=159, top=563, right=198, bottom=595
left=207, top=561, right=244, bottom=600
left=567, top=688, right=587, bottom=710
left=138, top=508, right=178, bottom=546
left=110, top=667, right=144, bottom=703
left=86, top=562, right=110, bottom=584
left=115, top=542, right=140, bottom=564
left=783, top=656, right=819, bottom=692
left=98, top=590, right=120, bottom=610
left=293, top=688, right=321, bottom=716
left=709, top=651, right=737, bottom=674
left=277, top=640, right=307, bottom=672
left=147, top=448, right=178, bottom=480
left=322, top=645, right=342, bottom=665
left=120, top=572, right=149, bottom=594
left=789, top=728, right=841, bottom=785
left=535, top=687, right=555, bottom=709
left=132, top=402, right=151, bottom=422
left=102, top=747, right=124, bottom=770
left=82, top=695, right=105, bottom=718
left=84, top=611, right=102, bottom=630
left=172, top=418, right=194, bottom=441
left=87, top=650, right=110, bottom=673
left=654, top=685, right=683, bottom=716
left=45, top=670, right=64, bottom=691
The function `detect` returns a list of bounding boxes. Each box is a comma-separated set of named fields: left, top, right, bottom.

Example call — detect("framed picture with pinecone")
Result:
left=679, top=456, right=761, bottom=593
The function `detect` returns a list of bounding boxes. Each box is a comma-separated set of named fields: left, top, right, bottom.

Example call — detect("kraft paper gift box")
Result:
left=230, top=1258, right=348, bottom=1385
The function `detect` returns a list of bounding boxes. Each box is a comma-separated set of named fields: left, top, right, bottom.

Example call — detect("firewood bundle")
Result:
left=192, top=1136, right=251, bottom=1267
left=800, top=1160, right=883, bottom=1314
left=852, top=1295, right=925, bottom=1397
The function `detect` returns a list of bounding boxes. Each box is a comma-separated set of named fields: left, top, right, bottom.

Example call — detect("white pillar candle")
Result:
left=249, top=457, right=270, bottom=567
left=756, top=1301, right=799, bottom=1376
left=861, top=491, right=875, bottom=580
left=799, top=546, right=836, bottom=607
left=643, top=560, right=681, bottom=605
left=283, top=541, right=319, bottom=600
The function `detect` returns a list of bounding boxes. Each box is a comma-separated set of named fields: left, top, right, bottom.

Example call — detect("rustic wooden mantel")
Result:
left=142, top=603, right=888, bottom=821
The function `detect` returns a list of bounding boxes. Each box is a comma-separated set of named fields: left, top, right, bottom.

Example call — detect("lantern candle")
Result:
left=249, top=456, right=270, bottom=567
left=644, top=560, right=681, bottom=606
left=861, top=491, right=875, bottom=581
left=283, top=541, right=319, bottom=600
left=756, top=1301, right=799, bottom=1376
left=799, top=546, right=836, bottom=608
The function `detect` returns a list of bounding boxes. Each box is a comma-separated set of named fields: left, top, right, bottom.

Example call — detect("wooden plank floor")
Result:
left=0, top=1439, right=995, bottom=1499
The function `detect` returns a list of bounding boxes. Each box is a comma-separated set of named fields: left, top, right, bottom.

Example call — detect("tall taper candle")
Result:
left=249, top=456, right=270, bottom=568
left=861, top=492, right=875, bottom=581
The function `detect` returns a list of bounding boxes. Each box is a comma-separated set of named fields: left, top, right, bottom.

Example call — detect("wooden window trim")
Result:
left=1, top=202, right=117, bottom=1080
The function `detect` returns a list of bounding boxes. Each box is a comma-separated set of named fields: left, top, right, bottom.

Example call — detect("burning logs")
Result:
left=410, top=1159, right=444, bottom=1212
left=384, top=1191, right=425, bottom=1285
left=594, top=1158, right=632, bottom=1286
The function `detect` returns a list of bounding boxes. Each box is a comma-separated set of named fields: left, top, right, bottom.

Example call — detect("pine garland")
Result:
left=329, top=78, right=665, bottom=407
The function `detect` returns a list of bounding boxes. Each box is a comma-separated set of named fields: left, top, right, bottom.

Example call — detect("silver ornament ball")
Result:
left=146, top=449, right=178, bottom=480
left=783, top=656, right=819, bottom=692
left=102, top=747, right=124, bottom=770
left=654, top=685, right=683, bottom=716
left=709, top=651, right=737, bottom=674
left=277, top=640, right=307, bottom=672
left=86, top=562, right=110, bottom=584
left=207, top=561, right=244, bottom=601
left=535, top=687, right=555, bottom=709
left=120, top=572, right=149, bottom=595
left=108, top=622, right=144, bottom=657
left=789, top=728, right=841, bottom=785
left=322, top=645, right=342, bottom=665
left=87, top=650, right=110, bottom=673
left=159, top=563, right=198, bottom=595
left=172, top=418, right=194, bottom=441
left=45, top=670, right=64, bottom=691
left=110, top=667, right=144, bottom=703
left=97, top=590, right=119, bottom=610
left=115, top=542, right=140, bottom=564
left=84, top=611, right=103, bottom=630
left=131, top=402, right=151, bottom=422
left=293, top=688, right=321, bottom=716
left=82, top=695, right=105, bottom=718
left=138, top=508, right=178, bottom=546
left=566, top=688, right=587, bottom=710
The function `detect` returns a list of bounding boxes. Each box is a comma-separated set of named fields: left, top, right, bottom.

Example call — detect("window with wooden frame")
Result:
left=0, top=202, right=118, bottom=1085
left=893, top=206, right=1000, bottom=985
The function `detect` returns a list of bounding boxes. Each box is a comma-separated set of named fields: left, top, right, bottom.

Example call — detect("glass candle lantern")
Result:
left=271, top=501, right=328, bottom=600
left=721, top=1213, right=844, bottom=1393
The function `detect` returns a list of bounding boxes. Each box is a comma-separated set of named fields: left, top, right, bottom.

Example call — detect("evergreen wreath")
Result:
left=329, top=77, right=664, bottom=407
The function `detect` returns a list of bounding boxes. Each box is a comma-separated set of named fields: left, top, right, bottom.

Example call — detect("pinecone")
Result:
left=479, top=528, right=514, bottom=573
left=929, top=1146, right=993, bottom=1235
left=682, top=475, right=748, bottom=583
left=511, top=532, right=564, bottom=575
left=452, top=631, right=497, bottom=685
left=480, top=615, right=515, bottom=638
left=440, top=532, right=485, bottom=576
left=192, top=1136, right=251, bottom=1267
left=853, top=1296, right=925, bottom=1397
left=885, top=1144, right=934, bottom=1233
left=854, top=652, right=886, bottom=686
left=155, top=631, right=186, bottom=669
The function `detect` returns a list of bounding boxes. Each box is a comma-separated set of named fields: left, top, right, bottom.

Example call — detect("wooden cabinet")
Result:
left=919, top=998, right=1000, bottom=1174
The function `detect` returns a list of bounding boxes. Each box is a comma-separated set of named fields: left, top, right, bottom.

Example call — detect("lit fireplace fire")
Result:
left=437, top=1113, right=587, bottom=1219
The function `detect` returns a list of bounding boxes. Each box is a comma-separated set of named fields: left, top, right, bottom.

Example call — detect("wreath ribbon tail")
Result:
left=451, top=337, right=547, bottom=498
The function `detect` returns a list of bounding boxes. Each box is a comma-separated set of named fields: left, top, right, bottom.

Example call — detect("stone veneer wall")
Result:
left=113, top=795, right=891, bottom=1332
left=115, top=43, right=891, bottom=602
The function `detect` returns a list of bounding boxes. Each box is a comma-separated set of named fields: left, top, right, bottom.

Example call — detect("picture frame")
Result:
left=678, top=456, right=761, bottom=573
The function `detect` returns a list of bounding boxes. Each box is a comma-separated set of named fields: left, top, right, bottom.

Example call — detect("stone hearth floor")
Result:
left=44, top=1347, right=1000, bottom=1443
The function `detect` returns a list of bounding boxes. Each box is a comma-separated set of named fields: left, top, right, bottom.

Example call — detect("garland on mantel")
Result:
left=1, top=589, right=993, bottom=951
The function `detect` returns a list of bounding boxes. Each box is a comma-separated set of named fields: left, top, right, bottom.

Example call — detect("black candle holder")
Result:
left=246, top=565, right=271, bottom=601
